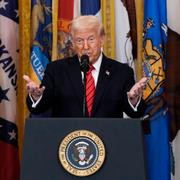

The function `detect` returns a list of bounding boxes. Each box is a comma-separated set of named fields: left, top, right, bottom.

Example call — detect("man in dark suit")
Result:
left=24, top=15, right=148, bottom=118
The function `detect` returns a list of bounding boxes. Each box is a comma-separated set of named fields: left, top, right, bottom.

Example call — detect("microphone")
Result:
left=80, top=55, right=90, bottom=73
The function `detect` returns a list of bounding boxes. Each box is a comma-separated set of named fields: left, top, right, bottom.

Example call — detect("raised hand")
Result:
left=127, top=77, right=148, bottom=106
left=23, top=75, right=45, bottom=101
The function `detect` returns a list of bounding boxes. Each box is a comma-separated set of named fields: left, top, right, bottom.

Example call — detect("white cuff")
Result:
left=29, top=94, right=43, bottom=108
left=128, top=96, right=141, bottom=111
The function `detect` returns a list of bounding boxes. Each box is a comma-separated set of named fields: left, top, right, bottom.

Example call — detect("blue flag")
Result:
left=30, top=0, right=52, bottom=81
left=143, top=0, right=170, bottom=180
left=81, top=0, right=101, bottom=15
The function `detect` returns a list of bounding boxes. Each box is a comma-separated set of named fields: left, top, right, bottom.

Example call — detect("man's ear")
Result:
left=100, top=35, right=105, bottom=47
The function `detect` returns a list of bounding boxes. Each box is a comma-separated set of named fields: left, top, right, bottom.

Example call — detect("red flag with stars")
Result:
left=0, top=0, right=20, bottom=180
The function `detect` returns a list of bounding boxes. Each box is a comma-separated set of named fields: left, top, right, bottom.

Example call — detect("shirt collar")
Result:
left=92, top=52, right=103, bottom=72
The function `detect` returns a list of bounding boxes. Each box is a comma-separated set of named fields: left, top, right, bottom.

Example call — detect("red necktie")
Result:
left=86, top=65, right=95, bottom=117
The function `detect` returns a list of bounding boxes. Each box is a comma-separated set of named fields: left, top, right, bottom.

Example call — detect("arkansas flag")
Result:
left=0, top=0, right=20, bottom=180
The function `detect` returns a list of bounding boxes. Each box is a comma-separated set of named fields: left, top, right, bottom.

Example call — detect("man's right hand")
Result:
left=23, top=75, right=45, bottom=101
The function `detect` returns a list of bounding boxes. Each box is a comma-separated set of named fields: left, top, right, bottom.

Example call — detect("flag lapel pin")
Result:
left=105, top=70, right=110, bottom=76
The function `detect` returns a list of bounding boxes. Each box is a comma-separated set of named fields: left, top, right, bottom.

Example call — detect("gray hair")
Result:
left=70, top=15, right=105, bottom=37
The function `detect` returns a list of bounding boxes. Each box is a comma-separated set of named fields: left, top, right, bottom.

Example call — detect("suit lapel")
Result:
left=67, top=55, right=84, bottom=107
left=92, top=55, right=113, bottom=115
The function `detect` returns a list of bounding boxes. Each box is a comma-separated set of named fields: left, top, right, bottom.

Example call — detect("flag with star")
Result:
left=0, top=0, right=20, bottom=180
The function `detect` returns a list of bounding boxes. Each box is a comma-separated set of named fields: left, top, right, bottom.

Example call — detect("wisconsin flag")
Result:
left=0, top=0, right=20, bottom=180
left=166, top=1, right=180, bottom=179
left=143, top=0, right=170, bottom=179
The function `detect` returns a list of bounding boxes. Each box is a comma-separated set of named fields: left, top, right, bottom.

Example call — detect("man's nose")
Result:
left=83, top=40, right=89, bottom=49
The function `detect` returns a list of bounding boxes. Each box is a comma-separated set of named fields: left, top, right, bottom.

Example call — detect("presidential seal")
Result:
left=58, top=130, right=105, bottom=177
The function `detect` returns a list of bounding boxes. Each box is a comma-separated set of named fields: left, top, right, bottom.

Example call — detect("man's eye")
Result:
left=76, top=39, right=83, bottom=43
left=88, top=37, right=95, bottom=43
left=89, top=37, right=95, bottom=41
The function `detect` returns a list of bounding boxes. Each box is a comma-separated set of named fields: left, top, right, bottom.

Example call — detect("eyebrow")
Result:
left=75, top=34, right=95, bottom=39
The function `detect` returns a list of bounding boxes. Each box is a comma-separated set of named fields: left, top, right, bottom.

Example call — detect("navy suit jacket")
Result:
left=27, top=54, right=146, bottom=118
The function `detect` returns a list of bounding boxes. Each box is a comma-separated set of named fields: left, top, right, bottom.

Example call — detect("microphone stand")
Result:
left=80, top=54, right=90, bottom=117
left=83, top=72, right=87, bottom=117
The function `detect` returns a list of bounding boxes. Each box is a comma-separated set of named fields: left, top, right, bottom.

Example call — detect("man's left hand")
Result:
left=127, top=77, right=148, bottom=106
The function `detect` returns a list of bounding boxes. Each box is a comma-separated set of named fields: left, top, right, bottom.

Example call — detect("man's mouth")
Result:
left=82, top=51, right=91, bottom=56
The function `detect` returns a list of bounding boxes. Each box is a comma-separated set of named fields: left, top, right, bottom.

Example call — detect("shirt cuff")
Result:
left=128, top=96, right=141, bottom=111
left=29, top=94, right=42, bottom=108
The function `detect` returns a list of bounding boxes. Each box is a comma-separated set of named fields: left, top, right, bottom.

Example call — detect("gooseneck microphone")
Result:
left=80, top=55, right=90, bottom=117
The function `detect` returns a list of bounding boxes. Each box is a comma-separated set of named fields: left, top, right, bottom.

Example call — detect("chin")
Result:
left=89, top=59, right=96, bottom=64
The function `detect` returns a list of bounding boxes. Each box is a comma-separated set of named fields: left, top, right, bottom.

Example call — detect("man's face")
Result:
left=72, top=28, right=104, bottom=64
